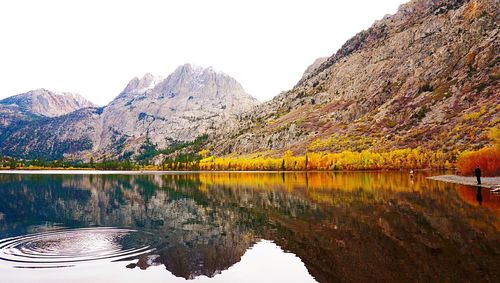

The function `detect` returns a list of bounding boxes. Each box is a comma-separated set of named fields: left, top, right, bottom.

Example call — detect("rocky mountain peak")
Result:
left=175, top=63, right=219, bottom=76
left=152, top=64, right=257, bottom=105
left=159, top=64, right=227, bottom=86
left=0, top=88, right=95, bottom=117
left=121, top=73, right=163, bottom=96
left=91, top=63, right=260, bottom=158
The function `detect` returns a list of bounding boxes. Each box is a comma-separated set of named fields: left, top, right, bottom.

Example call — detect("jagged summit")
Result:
left=120, top=73, right=163, bottom=97
left=175, top=63, right=225, bottom=75
left=117, top=64, right=253, bottom=102
left=152, top=64, right=255, bottom=102
left=102, top=63, right=260, bottom=151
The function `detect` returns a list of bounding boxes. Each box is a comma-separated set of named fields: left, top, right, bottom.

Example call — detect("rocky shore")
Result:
left=428, top=175, right=500, bottom=190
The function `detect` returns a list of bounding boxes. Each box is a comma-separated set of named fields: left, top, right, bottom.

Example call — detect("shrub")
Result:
left=488, top=127, right=500, bottom=147
left=413, top=106, right=429, bottom=121
left=418, top=83, right=433, bottom=93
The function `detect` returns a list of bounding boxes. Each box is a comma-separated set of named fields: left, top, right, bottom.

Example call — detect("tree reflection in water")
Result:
left=0, top=172, right=498, bottom=282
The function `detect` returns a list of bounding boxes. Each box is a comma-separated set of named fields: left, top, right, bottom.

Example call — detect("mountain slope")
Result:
left=211, top=0, right=499, bottom=157
left=0, top=65, right=259, bottom=160
left=0, top=108, right=100, bottom=160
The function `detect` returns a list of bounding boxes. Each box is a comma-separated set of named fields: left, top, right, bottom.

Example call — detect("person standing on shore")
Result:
left=475, top=165, right=481, bottom=185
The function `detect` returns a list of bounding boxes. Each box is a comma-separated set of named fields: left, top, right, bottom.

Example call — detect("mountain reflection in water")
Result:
left=0, top=171, right=498, bottom=283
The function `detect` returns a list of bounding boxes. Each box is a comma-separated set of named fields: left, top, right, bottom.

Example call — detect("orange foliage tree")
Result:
left=457, top=147, right=500, bottom=177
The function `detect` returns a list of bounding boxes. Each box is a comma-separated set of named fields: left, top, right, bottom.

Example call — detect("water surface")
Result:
left=0, top=171, right=498, bottom=282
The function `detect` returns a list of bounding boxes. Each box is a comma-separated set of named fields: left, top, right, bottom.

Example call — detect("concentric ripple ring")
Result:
left=0, top=227, right=155, bottom=268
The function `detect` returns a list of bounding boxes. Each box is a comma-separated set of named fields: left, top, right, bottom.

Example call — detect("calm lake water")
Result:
left=0, top=171, right=498, bottom=283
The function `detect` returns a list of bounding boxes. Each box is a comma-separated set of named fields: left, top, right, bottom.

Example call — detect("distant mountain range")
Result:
left=0, top=64, right=258, bottom=160
left=0, top=0, right=498, bottom=163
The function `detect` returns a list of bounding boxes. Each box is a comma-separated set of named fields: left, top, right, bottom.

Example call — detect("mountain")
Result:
left=0, top=64, right=259, bottom=160
left=0, top=89, right=95, bottom=131
left=0, top=88, right=95, bottom=118
left=2, top=0, right=498, bottom=164
left=97, top=64, right=259, bottom=152
left=210, top=0, right=499, bottom=157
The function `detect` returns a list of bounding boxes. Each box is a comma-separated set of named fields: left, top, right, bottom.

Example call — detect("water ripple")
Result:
left=0, top=227, right=154, bottom=268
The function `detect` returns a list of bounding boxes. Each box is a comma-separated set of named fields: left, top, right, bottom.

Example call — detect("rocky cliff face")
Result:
left=211, top=0, right=499, bottom=156
left=0, top=64, right=259, bottom=160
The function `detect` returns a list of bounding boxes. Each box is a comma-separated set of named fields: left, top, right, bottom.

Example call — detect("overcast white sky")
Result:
left=0, top=0, right=407, bottom=105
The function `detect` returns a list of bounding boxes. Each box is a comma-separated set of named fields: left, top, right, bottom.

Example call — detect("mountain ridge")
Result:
left=208, top=0, right=499, bottom=159
left=0, top=64, right=259, bottom=160
left=0, top=88, right=96, bottom=117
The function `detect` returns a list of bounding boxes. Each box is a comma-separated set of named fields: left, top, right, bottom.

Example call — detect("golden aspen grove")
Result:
left=154, top=125, right=500, bottom=173
left=197, top=148, right=452, bottom=171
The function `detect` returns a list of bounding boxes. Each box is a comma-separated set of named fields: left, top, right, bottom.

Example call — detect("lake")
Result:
left=0, top=171, right=498, bottom=282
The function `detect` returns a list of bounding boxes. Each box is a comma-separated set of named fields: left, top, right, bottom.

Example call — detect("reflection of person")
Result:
left=476, top=186, right=483, bottom=206
left=475, top=166, right=481, bottom=185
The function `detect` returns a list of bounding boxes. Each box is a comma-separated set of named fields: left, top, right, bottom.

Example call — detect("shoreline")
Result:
left=0, top=170, right=191, bottom=175
left=0, top=169, right=446, bottom=175
left=427, top=175, right=500, bottom=189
